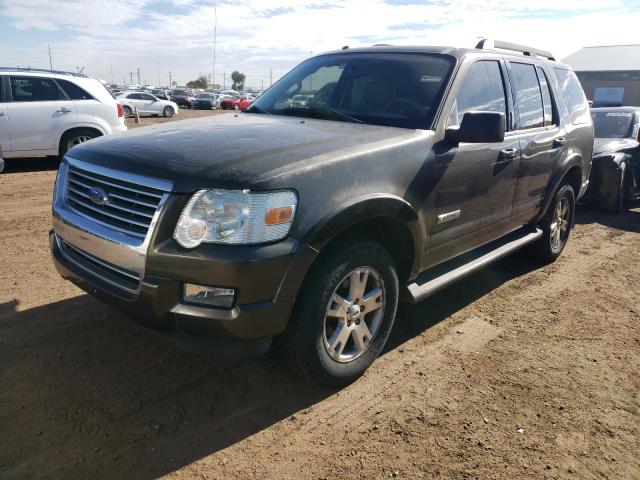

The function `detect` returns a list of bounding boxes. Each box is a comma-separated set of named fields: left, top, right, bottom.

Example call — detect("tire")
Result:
left=163, top=106, right=175, bottom=118
left=599, top=162, right=629, bottom=213
left=276, top=237, right=399, bottom=387
left=122, top=105, right=133, bottom=117
left=59, top=128, right=99, bottom=157
left=527, top=182, right=575, bottom=262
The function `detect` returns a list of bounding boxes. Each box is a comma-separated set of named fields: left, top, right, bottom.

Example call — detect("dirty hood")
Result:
left=66, top=113, right=414, bottom=192
left=593, top=137, right=638, bottom=157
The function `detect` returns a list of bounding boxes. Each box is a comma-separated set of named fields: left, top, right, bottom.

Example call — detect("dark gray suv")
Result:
left=50, top=40, right=593, bottom=386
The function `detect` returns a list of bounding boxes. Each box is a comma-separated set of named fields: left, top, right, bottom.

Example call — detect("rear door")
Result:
left=7, top=75, right=76, bottom=153
left=0, top=76, right=10, bottom=154
left=507, top=62, right=567, bottom=223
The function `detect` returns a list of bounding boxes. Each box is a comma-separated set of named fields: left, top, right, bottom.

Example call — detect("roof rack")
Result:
left=0, top=67, right=88, bottom=78
left=475, top=39, right=555, bottom=61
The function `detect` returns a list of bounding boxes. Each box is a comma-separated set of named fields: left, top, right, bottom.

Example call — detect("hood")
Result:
left=67, top=112, right=416, bottom=192
left=593, top=137, right=638, bottom=156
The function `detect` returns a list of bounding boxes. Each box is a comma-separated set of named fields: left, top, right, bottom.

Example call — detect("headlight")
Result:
left=173, top=189, right=297, bottom=248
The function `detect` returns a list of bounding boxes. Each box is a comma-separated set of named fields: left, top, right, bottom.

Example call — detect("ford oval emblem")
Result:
left=88, top=187, right=109, bottom=206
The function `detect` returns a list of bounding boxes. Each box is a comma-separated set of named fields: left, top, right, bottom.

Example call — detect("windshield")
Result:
left=197, top=94, right=214, bottom=98
left=592, top=110, right=635, bottom=138
left=172, top=90, right=187, bottom=96
left=250, top=52, right=454, bottom=129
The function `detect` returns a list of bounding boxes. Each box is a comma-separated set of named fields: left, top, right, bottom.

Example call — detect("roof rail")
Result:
left=0, top=67, right=88, bottom=78
left=475, top=39, right=555, bottom=61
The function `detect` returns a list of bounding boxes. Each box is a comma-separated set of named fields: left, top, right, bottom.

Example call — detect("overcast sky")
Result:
left=1, top=0, right=640, bottom=88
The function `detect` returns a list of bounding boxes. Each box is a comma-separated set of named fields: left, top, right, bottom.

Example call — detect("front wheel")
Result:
left=276, top=238, right=399, bottom=386
left=163, top=106, right=175, bottom=118
left=527, top=182, right=575, bottom=262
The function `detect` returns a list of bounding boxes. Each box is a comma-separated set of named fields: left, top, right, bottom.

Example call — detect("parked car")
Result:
left=220, top=90, right=240, bottom=98
left=0, top=68, right=126, bottom=160
left=171, top=89, right=195, bottom=108
left=220, top=95, right=252, bottom=110
left=290, top=94, right=313, bottom=107
left=238, top=95, right=255, bottom=110
left=116, top=92, right=178, bottom=117
left=584, top=107, right=640, bottom=212
left=50, top=40, right=592, bottom=386
left=193, top=93, right=218, bottom=110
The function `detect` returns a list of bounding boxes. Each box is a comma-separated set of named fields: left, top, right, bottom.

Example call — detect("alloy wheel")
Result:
left=323, top=267, right=385, bottom=363
left=550, top=196, right=570, bottom=249
left=68, top=136, right=92, bottom=150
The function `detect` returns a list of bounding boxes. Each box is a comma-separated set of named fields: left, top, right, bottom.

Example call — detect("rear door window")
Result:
left=536, top=67, right=555, bottom=126
left=10, top=76, right=60, bottom=102
left=446, top=60, right=507, bottom=128
left=128, top=93, right=143, bottom=100
left=553, top=68, right=590, bottom=125
left=509, top=63, right=544, bottom=130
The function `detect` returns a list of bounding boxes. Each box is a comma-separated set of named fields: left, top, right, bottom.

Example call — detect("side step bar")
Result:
left=405, top=226, right=543, bottom=303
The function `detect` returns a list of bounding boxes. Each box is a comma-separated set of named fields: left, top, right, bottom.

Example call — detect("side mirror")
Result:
left=445, top=112, right=506, bottom=145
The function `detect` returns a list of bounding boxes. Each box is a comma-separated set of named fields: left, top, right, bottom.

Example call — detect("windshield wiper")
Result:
left=282, top=106, right=364, bottom=124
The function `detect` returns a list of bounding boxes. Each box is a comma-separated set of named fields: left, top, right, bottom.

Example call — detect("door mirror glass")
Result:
left=446, top=111, right=505, bottom=144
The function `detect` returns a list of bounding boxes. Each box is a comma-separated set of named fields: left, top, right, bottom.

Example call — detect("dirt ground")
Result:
left=1, top=110, right=639, bottom=479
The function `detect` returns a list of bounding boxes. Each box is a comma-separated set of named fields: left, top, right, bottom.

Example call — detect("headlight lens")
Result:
left=173, top=189, right=297, bottom=248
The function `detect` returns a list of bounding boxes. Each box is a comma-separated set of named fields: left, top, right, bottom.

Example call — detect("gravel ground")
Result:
left=1, top=111, right=638, bottom=479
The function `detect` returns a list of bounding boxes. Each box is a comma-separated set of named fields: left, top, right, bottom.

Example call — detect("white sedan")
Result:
left=117, top=92, right=179, bottom=118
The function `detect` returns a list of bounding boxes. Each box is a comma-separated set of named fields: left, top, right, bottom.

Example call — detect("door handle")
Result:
left=553, top=137, right=567, bottom=148
left=498, top=148, right=518, bottom=160
left=56, top=107, right=72, bottom=114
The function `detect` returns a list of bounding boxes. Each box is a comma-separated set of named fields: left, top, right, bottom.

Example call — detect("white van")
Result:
left=0, top=68, right=127, bottom=162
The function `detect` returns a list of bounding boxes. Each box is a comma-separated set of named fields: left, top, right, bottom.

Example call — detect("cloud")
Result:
left=1, top=0, right=639, bottom=87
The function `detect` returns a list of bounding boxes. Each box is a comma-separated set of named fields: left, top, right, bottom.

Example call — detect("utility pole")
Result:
left=261, top=79, right=264, bottom=92
left=110, top=64, right=113, bottom=83
left=157, top=61, right=160, bottom=87
left=270, top=68, right=273, bottom=87
left=223, top=70, right=226, bottom=89
left=136, top=68, right=141, bottom=85
left=47, top=44, right=53, bottom=70
left=169, top=72, right=172, bottom=87
left=129, top=72, right=134, bottom=84
left=212, top=0, right=217, bottom=88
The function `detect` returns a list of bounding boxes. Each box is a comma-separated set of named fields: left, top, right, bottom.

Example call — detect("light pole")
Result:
left=212, top=0, right=217, bottom=88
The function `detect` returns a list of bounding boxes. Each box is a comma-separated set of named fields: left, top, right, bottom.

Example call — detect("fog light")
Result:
left=183, top=283, right=236, bottom=309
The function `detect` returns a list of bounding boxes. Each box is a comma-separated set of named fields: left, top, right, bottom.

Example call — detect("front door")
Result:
left=0, top=102, right=9, bottom=155
left=7, top=76, right=76, bottom=153
left=428, top=59, right=520, bottom=265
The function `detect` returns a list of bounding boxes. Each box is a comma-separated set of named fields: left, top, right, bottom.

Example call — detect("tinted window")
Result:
left=509, top=63, right=544, bottom=129
left=536, top=67, right=555, bottom=126
left=591, top=110, right=635, bottom=138
left=128, top=93, right=142, bottom=100
left=252, top=53, right=454, bottom=129
left=141, top=94, right=156, bottom=101
left=554, top=68, right=590, bottom=125
left=56, top=79, right=93, bottom=100
left=10, top=76, right=60, bottom=102
left=447, top=60, right=506, bottom=128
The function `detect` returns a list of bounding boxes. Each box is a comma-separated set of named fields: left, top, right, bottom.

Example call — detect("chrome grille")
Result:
left=64, top=163, right=165, bottom=240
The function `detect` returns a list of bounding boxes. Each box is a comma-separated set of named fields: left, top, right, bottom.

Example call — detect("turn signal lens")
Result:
left=265, top=206, right=293, bottom=225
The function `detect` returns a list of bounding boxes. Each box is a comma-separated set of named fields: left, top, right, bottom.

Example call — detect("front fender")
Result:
left=299, top=193, right=424, bottom=271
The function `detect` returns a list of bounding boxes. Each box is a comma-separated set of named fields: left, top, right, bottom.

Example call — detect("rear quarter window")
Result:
left=56, top=79, right=93, bottom=100
left=553, top=68, right=590, bottom=125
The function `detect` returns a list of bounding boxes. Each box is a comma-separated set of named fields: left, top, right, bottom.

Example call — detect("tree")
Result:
left=231, top=71, right=246, bottom=91
left=186, top=75, right=209, bottom=89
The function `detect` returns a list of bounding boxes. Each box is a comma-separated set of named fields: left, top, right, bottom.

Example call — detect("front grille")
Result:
left=64, top=164, right=164, bottom=240
left=60, top=239, right=139, bottom=292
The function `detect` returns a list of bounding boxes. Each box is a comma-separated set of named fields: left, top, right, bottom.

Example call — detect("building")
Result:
left=563, top=45, right=640, bottom=107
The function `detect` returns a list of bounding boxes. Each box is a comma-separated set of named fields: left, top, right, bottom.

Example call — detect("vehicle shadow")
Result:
left=574, top=204, right=640, bottom=233
left=1, top=156, right=60, bottom=174
left=0, top=252, right=541, bottom=479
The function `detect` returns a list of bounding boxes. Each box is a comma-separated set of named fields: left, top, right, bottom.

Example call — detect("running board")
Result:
left=405, top=226, right=543, bottom=303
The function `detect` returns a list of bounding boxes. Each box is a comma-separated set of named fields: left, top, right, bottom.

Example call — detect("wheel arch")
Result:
left=58, top=126, right=104, bottom=156
left=300, top=194, right=424, bottom=282
left=534, top=154, right=583, bottom=223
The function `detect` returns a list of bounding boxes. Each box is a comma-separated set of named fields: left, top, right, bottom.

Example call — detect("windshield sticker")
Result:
left=420, top=75, right=442, bottom=83
left=605, top=112, right=633, bottom=117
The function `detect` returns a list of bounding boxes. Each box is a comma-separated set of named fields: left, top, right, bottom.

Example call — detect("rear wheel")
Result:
left=59, top=129, right=99, bottom=157
left=122, top=105, right=133, bottom=117
left=163, top=106, right=175, bottom=118
left=527, top=182, right=575, bottom=262
left=599, top=162, right=630, bottom=213
left=276, top=238, right=399, bottom=386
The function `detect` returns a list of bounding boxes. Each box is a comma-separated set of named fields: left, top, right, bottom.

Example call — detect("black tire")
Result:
left=122, top=105, right=133, bottom=117
left=59, top=128, right=99, bottom=157
left=599, top=162, right=629, bottom=213
left=527, top=182, right=575, bottom=262
left=276, top=237, right=399, bottom=387
left=163, top=106, right=175, bottom=118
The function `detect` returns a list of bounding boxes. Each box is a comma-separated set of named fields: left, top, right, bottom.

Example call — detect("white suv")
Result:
left=0, top=68, right=127, bottom=163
